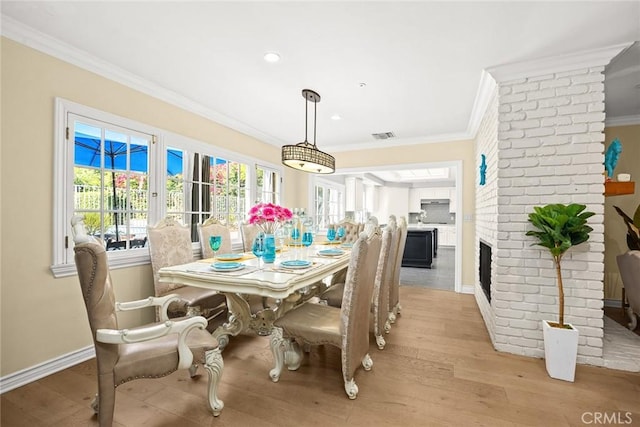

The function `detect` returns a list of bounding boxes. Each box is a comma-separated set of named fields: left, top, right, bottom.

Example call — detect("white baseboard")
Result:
left=0, top=345, right=95, bottom=394
left=461, top=284, right=475, bottom=294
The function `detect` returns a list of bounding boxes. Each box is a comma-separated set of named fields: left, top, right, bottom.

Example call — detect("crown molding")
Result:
left=487, top=42, right=635, bottom=83
left=466, top=70, right=497, bottom=137
left=0, top=15, right=283, bottom=147
left=605, top=114, right=640, bottom=127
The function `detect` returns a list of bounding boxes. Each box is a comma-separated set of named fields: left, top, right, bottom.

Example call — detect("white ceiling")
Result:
left=2, top=2, right=639, bottom=160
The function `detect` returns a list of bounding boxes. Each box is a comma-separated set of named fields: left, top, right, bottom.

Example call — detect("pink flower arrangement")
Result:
left=248, top=202, right=293, bottom=234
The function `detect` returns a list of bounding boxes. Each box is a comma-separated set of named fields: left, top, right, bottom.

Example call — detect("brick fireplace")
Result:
left=473, top=44, right=631, bottom=367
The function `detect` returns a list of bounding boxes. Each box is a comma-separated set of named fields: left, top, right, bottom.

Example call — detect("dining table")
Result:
left=158, top=243, right=351, bottom=350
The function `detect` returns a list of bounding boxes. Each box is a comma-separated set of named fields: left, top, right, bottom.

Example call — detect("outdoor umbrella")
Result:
left=74, top=132, right=183, bottom=240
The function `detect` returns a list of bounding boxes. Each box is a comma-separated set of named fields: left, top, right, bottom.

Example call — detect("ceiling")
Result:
left=2, top=2, right=639, bottom=174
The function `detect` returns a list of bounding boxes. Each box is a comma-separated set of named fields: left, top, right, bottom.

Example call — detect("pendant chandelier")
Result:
left=281, top=89, right=335, bottom=174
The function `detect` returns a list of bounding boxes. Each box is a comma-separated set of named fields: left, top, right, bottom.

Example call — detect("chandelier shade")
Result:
left=281, top=89, right=335, bottom=174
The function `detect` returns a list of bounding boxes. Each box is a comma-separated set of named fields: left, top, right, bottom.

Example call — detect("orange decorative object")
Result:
left=604, top=181, right=635, bottom=196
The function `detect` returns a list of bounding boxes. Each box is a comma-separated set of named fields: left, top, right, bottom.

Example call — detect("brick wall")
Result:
left=476, top=66, right=607, bottom=366
left=474, top=84, right=499, bottom=342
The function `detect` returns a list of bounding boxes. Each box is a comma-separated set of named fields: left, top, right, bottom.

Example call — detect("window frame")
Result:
left=52, top=98, right=284, bottom=277
left=310, top=177, right=345, bottom=231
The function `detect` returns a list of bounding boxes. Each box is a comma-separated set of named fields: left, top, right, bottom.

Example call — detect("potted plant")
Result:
left=526, top=203, right=594, bottom=382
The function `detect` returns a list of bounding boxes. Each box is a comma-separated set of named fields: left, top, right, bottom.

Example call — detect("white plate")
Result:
left=280, top=260, right=312, bottom=269
left=317, top=249, right=345, bottom=257
left=211, top=262, right=245, bottom=272
left=216, top=253, right=243, bottom=261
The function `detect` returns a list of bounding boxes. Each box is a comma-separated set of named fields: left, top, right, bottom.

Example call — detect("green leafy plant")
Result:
left=526, top=204, right=594, bottom=328
left=613, top=203, right=640, bottom=251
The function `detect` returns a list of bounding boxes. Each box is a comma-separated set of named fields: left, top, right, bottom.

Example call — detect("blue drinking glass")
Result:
left=336, top=226, right=345, bottom=241
left=209, top=235, right=222, bottom=258
left=252, top=232, right=266, bottom=268
left=291, top=227, right=301, bottom=245
left=302, top=231, right=314, bottom=247
left=326, top=227, right=336, bottom=242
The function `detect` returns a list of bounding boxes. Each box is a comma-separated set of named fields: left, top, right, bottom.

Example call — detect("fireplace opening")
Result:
left=479, top=240, right=492, bottom=303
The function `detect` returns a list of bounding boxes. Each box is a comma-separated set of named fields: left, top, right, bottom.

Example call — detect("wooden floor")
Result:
left=2, top=287, right=639, bottom=426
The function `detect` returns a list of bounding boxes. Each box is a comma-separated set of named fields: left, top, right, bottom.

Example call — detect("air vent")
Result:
left=371, top=132, right=396, bottom=140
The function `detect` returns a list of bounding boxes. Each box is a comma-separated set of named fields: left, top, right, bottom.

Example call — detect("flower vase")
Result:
left=263, top=234, right=277, bottom=263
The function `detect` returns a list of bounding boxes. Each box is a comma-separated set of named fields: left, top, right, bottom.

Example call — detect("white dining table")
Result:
left=158, top=244, right=350, bottom=349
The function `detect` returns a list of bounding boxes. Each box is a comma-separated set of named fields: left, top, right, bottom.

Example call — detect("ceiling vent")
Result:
left=371, top=132, right=396, bottom=140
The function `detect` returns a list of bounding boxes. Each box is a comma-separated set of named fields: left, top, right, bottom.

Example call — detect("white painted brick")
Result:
left=539, top=77, right=571, bottom=89
left=497, top=168, right=524, bottom=178
left=494, top=308, right=525, bottom=319
left=538, top=97, right=571, bottom=108
left=501, top=93, right=527, bottom=103
left=499, top=86, right=512, bottom=95
left=556, top=84, right=589, bottom=96
left=511, top=119, right=540, bottom=129
left=572, top=92, right=604, bottom=104
left=526, top=146, right=556, bottom=157
left=510, top=302, right=539, bottom=312
left=525, top=108, right=557, bottom=119
left=527, top=88, right=556, bottom=101
left=571, top=153, right=604, bottom=165
left=556, top=69, right=588, bottom=77
left=556, top=123, right=588, bottom=135
left=499, top=104, right=512, bottom=113
left=572, top=132, right=604, bottom=143
left=572, top=112, right=606, bottom=124
left=538, top=156, right=571, bottom=166
left=588, top=122, right=605, bottom=132
left=499, top=129, right=525, bottom=139
left=539, top=135, right=570, bottom=146
left=495, top=326, right=523, bottom=337
left=509, top=157, right=539, bottom=168
left=510, top=101, right=538, bottom=112
left=587, top=102, right=605, bottom=112
left=508, top=319, right=540, bottom=330
left=498, top=140, right=512, bottom=149
left=508, top=337, right=539, bottom=348
left=588, top=82, right=605, bottom=93
left=557, top=104, right=588, bottom=115
left=500, top=149, right=525, bottom=159
left=528, top=74, right=555, bottom=82
left=577, top=355, right=603, bottom=367
left=587, top=299, right=603, bottom=309
left=498, top=122, right=511, bottom=132
left=571, top=73, right=604, bottom=84
left=539, top=176, right=571, bottom=186
left=524, top=127, right=555, bottom=137
left=540, top=116, right=572, bottom=127
left=512, top=82, right=540, bottom=93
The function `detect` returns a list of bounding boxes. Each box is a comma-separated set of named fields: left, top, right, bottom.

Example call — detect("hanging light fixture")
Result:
left=282, top=89, right=335, bottom=174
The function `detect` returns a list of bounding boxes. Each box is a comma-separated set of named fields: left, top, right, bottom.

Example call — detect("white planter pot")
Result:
left=542, top=320, right=579, bottom=382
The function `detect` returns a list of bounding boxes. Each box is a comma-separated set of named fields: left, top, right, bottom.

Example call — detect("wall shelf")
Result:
left=604, top=181, right=635, bottom=196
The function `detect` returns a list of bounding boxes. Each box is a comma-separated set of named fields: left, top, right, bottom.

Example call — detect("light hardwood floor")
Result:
left=2, top=287, right=639, bottom=426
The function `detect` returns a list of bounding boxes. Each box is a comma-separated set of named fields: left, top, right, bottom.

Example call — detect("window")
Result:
left=70, top=115, right=152, bottom=252
left=255, top=164, right=280, bottom=204
left=312, top=178, right=345, bottom=230
left=53, top=99, right=281, bottom=277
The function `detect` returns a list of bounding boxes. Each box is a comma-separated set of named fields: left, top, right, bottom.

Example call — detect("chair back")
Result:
left=147, top=217, right=193, bottom=296
left=240, top=223, right=261, bottom=252
left=198, top=217, right=232, bottom=258
left=364, top=216, right=381, bottom=238
left=334, top=219, right=363, bottom=244
left=374, top=220, right=397, bottom=335
left=389, top=216, right=407, bottom=313
left=617, top=251, right=640, bottom=313
left=340, top=232, right=381, bottom=382
left=74, top=241, right=120, bottom=374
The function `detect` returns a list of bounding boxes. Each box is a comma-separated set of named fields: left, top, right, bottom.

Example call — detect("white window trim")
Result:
left=310, top=176, right=346, bottom=231
left=52, top=98, right=284, bottom=278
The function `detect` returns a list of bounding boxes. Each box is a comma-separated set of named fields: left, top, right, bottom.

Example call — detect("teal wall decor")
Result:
left=604, top=138, right=622, bottom=178
left=479, top=154, right=487, bottom=186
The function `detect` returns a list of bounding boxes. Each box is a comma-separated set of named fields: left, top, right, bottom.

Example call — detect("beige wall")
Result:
left=604, top=124, right=640, bottom=301
left=336, top=141, right=476, bottom=286
left=0, top=38, right=290, bottom=376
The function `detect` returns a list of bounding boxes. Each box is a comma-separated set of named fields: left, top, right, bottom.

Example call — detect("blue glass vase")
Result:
left=263, top=233, right=277, bottom=263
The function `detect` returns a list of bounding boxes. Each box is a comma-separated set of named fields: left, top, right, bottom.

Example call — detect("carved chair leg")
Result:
left=362, top=353, right=373, bottom=371
left=203, top=348, right=224, bottom=416
left=90, top=393, right=99, bottom=414
left=189, top=364, right=198, bottom=378
left=284, top=339, right=303, bottom=371
left=375, top=334, right=386, bottom=350
left=627, top=307, right=638, bottom=330
left=344, top=378, right=359, bottom=400
left=97, top=374, right=115, bottom=427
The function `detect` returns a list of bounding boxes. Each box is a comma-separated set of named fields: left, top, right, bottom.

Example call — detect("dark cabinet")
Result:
left=402, top=229, right=434, bottom=268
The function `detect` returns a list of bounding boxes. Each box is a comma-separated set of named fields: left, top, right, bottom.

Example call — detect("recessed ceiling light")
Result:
left=263, top=52, right=281, bottom=63
left=358, top=82, right=367, bottom=88
left=331, top=114, right=342, bottom=120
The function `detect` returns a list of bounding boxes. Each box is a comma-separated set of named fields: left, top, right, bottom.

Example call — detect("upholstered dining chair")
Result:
left=335, top=219, right=364, bottom=244
left=320, top=222, right=397, bottom=349
left=147, top=217, right=227, bottom=331
left=198, top=217, right=233, bottom=258
left=617, top=250, right=640, bottom=330
left=73, top=241, right=224, bottom=426
left=269, top=232, right=381, bottom=399
left=363, top=216, right=381, bottom=237
left=240, top=222, right=261, bottom=253
left=388, top=215, right=408, bottom=325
